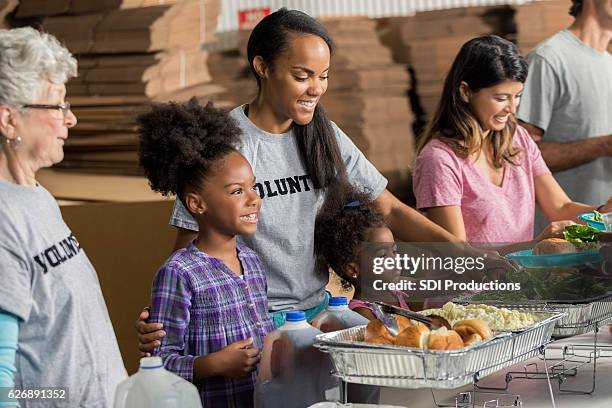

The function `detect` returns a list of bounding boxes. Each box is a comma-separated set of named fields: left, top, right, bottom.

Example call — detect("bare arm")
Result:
left=424, top=205, right=532, bottom=254
left=424, top=206, right=467, bottom=242
left=192, top=338, right=259, bottom=381
left=374, top=189, right=460, bottom=243
left=520, top=121, right=612, bottom=172
left=424, top=204, right=573, bottom=255
left=534, top=173, right=596, bottom=220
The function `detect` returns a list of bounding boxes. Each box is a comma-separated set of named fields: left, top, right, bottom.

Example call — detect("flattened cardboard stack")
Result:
left=25, top=0, right=222, bottom=98
left=0, top=0, right=18, bottom=29
left=205, top=49, right=257, bottom=107
left=378, top=6, right=514, bottom=121
left=514, top=0, right=573, bottom=55
left=321, top=18, right=415, bottom=194
left=41, top=1, right=219, bottom=55
left=13, top=0, right=223, bottom=175
left=14, top=0, right=184, bottom=17
left=69, top=48, right=212, bottom=98
left=58, top=96, right=149, bottom=175
left=58, top=85, right=225, bottom=175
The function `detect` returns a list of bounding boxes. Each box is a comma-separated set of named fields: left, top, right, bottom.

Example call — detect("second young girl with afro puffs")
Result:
left=138, top=99, right=274, bottom=408
left=314, top=183, right=410, bottom=321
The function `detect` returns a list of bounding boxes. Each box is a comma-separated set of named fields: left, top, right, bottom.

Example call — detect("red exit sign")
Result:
left=239, top=7, right=271, bottom=30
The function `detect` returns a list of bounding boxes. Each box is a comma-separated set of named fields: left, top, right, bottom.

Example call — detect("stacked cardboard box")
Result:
left=205, top=50, right=257, bottom=107
left=15, top=0, right=222, bottom=99
left=68, top=49, right=212, bottom=98
left=0, top=0, right=17, bottom=29
left=39, top=2, right=219, bottom=55
left=378, top=6, right=514, bottom=121
left=514, top=0, right=573, bottom=55
left=14, top=0, right=221, bottom=99
left=56, top=86, right=224, bottom=175
left=13, top=0, right=223, bottom=175
left=14, top=0, right=184, bottom=17
left=322, top=18, right=415, bottom=194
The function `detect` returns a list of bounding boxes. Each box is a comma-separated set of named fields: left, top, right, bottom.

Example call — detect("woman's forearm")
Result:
left=389, top=205, right=462, bottom=243
left=553, top=202, right=594, bottom=222
left=0, top=311, right=18, bottom=408
left=376, top=190, right=462, bottom=243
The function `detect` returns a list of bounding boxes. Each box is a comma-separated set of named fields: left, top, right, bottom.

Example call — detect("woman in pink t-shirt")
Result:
left=413, top=35, right=612, bottom=248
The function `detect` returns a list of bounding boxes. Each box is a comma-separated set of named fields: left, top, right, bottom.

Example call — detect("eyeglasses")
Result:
left=21, top=102, right=72, bottom=120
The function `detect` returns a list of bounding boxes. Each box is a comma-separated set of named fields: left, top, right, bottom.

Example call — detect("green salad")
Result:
left=563, top=224, right=601, bottom=250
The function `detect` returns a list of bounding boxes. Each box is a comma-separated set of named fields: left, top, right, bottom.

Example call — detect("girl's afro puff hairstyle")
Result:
left=137, top=98, right=242, bottom=201
left=314, top=182, right=386, bottom=276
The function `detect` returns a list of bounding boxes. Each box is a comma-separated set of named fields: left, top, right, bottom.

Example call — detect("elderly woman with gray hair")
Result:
left=0, top=28, right=126, bottom=407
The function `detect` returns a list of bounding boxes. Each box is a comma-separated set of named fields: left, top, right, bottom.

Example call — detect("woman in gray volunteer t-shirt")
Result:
left=0, top=28, right=126, bottom=407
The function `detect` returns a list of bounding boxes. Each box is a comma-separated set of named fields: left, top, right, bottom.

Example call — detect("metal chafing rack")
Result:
left=456, top=294, right=612, bottom=395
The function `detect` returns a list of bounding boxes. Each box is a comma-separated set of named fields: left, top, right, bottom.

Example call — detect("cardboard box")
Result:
left=40, top=169, right=175, bottom=374
left=60, top=200, right=176, bottom=374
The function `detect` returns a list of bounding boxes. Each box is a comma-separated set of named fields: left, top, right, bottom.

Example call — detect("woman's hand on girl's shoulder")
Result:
left=135, top=307, right=166, bottom=357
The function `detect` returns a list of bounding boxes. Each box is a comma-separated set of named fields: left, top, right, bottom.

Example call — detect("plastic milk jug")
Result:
left=312, top=297, right=380, bottom=404
left=255, top=311, right=337, bottom=408
left=311, top=296, right=369, bottom=332
left=113, top=356, right=202, bottom=408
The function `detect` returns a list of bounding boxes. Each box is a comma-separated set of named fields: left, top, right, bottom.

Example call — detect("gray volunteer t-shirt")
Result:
left=0, top=181, right=126, bottom=407
left=170, top=105, right=387, bottom=311
left=517, top=30, right=612, bottom=230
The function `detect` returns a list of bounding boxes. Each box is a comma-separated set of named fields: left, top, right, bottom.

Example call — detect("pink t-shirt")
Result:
left=413, top=126, right=551, bottom=244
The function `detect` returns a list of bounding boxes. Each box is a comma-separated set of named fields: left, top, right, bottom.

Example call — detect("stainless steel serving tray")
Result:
left=314, top=311, right=564, bottom=389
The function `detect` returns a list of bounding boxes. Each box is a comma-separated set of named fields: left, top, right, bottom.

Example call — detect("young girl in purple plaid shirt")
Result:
left=138, top=99, right=275, bottom=408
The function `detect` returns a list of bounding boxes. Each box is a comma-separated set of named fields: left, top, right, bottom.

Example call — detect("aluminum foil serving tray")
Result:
left=314, top=311, right=564, bottom=389
left=458, top=295, right=612, bottom=338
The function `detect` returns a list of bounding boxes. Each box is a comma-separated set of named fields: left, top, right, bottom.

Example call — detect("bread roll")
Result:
left=427, top=327, right=464, bottom=351
left=364, top=316, right=413, bottom=345
left=462, top=333, right=483, bottom=346
left=453, top=319, right=493, bottom=342
left=533, top=238, right=576, bottom=255
left=364, top=320, right=395, bottom=345
left=396, top=315, right=413, bottom=332
left=395, top=323, right=430, bottom=348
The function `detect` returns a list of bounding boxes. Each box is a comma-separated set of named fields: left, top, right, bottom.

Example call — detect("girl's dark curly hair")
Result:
left=314, top=183, right=386, bottom=285
left=137, top=99, right=242, bottom=204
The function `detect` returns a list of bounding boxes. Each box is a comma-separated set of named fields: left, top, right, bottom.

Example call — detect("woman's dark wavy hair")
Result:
left=314, top=182, right=386, bottom=288
left=417, top=35, right=528, bottom=168
left=137, top=98, right=242, bottom=205
left=569, top=0, right=582, bottom=17
left=247, top=8, right=347, bottom=189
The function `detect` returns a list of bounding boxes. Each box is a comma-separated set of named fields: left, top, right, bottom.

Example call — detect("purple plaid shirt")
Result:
left=151, top=242, right=274, bottom=408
